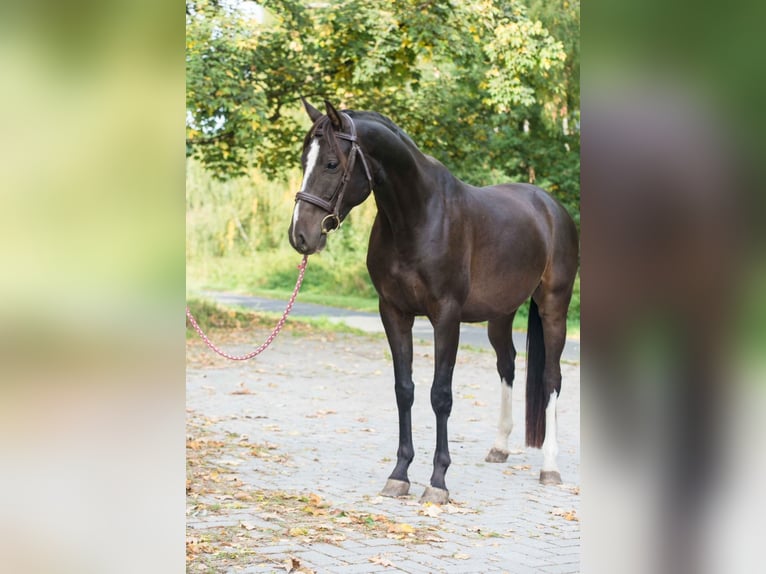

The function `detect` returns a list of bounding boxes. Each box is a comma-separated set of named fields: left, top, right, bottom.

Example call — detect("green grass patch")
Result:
left=186, top=298, right=373, bottom=339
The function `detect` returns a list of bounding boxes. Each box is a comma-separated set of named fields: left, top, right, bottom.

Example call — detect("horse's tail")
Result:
left=525, top=298, right=547, bottom=448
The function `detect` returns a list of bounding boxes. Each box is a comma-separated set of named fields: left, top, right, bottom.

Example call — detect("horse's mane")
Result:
left=347, top=110, right=420, bottom=152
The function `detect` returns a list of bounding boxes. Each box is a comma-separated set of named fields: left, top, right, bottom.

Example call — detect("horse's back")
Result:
left=465, top=182, right=577, bottom=260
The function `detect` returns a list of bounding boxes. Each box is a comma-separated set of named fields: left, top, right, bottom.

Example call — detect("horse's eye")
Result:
left=327, top=161, right=339, bottom=170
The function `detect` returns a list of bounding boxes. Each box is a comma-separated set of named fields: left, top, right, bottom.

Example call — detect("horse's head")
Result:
left=288, top=99, right=374, bottom=255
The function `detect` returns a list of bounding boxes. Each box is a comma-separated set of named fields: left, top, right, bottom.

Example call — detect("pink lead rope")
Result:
left=185, top=255, right=309, bottom=361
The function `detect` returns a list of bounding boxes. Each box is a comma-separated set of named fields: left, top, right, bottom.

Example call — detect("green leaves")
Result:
left=185, top=0, right=579, bottom=214
left=484, top=16, right=567, bottom=110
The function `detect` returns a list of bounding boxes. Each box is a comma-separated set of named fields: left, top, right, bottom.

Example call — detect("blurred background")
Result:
left=1, top=0, right=764, bottom=572
left=0, top=1, right=184, bottom=572
left=582, top=1, right=766, bottom=573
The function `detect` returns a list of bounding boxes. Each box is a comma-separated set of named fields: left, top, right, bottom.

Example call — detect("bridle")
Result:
left=294, top=112, right=374, bottom=234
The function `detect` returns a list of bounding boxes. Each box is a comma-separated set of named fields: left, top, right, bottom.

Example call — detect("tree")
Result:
left=186, top=0, right=579, bottom=215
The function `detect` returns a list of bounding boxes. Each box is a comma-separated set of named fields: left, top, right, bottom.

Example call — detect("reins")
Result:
left=185, top=255, right=308, bottom=361
left=294, top=112, right=374, bottom=234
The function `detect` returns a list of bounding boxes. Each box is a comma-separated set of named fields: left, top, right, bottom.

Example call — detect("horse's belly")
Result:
left=460, top=271, right=542, bottom=321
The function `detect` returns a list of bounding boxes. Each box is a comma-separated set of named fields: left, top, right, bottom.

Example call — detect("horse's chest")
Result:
left=372, top=260, right=431, bottom=313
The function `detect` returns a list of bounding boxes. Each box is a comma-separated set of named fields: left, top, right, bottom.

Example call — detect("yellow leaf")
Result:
left=454, top=552, right=470, bottom=560
left=388, top=523, right=414, bottom=534
left=309, top=493, right=323, bottom=506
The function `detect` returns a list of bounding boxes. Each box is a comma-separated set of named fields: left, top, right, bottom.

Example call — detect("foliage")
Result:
left=186, top=0, right=580, bottom=213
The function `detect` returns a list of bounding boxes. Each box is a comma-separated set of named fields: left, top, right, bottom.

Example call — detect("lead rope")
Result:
left=185, top=255, right=309, bottom=361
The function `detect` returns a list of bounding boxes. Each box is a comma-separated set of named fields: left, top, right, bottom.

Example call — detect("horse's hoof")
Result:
left=380, top=478, right=410, bottom=497
left=485, top=447, right=509, bottom=463
left=420, top=486, right=449, bottom=504
left=539, top=470, right=562, bottom=485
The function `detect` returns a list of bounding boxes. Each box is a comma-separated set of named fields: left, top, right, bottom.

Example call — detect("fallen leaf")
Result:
left=388, top=523, right=415, bottom=534
left=369, top=555, right=394, bottom=567
left=551, top=508, right=579, bottom=521
left=443, top=503, right=475, bottom=515
left=419, top=503, right=443, bottom=518
left=305, top=409, right=337, bottom=419
left=453, top=552, right=470, bottom=560
left=308, top=493, right=324, bottom=506
left=240, top=521, right=257, bottom=531
left=420, top=533, right=447, bottom=543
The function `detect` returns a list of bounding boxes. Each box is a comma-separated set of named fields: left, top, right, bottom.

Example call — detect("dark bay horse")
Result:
left=289, top=99, right=578, bottom=503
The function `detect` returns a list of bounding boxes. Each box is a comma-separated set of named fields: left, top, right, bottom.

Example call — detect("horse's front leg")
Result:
left=379, top=300, right=416, bottom=497
left=421, top=307, right=461, bottom=504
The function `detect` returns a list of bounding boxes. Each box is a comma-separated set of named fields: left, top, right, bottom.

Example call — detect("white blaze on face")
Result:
left=292, top=138, right=321, bottom=244
left=541, top=391, right=559, bottom=472
left=492, top=379, right=514, bottom=453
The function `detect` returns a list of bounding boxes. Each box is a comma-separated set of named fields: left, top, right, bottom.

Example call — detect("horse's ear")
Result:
left=324, top=100, right=343, bottom=131
left=301, top=97, right=323, bottom=123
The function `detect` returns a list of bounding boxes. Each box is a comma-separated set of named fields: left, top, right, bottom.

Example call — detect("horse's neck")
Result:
left=368, top=136, right=450, bottom=235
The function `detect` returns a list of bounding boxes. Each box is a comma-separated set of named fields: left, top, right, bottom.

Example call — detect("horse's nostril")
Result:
left=297, top=232, right=307, bottom=252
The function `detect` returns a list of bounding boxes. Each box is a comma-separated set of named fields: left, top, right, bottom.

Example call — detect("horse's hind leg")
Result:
left=533, top=286, right=572, bottom=485
left=485, top=313, right=517, bottom=463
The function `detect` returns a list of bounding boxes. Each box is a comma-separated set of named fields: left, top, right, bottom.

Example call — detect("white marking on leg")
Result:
left=541, top=391, right=559, bottom=472
left=291, top=139, right=320, bottom=245
left=492, top=379, right=513, bottom=453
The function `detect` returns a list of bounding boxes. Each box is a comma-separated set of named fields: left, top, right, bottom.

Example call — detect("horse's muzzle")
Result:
left=289, top=224, right=326, bottom=255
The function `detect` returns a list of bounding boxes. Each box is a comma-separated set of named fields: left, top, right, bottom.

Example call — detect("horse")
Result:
left=288, top=99, right=579, bottom=503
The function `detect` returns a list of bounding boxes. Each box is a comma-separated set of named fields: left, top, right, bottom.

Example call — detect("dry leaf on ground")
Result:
left=369, top=554, right=395, bottom=567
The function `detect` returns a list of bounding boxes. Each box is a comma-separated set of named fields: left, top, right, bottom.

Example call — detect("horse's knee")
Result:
left=394, top=380, right=414, bottom=410
left=430, top=384, right=452, bottom=415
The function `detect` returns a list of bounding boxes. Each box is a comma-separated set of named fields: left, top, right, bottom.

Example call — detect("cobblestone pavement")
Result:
left=187, top=325, right=580, bottom=574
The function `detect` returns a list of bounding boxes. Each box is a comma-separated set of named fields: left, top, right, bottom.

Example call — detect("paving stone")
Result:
left=187, top=329, right=580, bottom=574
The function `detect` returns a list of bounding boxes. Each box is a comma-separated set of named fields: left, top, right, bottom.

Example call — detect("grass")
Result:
left=186, top=298, right=372, bottom=338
